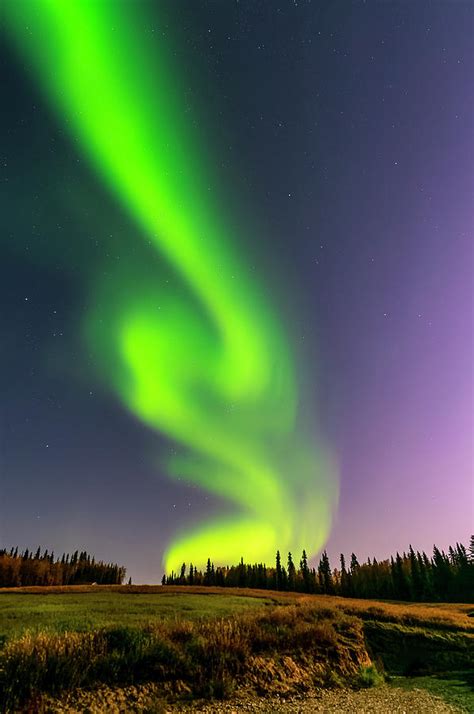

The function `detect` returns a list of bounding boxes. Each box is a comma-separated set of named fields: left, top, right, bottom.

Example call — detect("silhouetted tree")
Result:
left=340, top=554, right=349, bottom=596
left=275, top=551, right=282, bottom=590
left=318, top=551, right=334, bottom=594
left=0, top=547, right=125, bottom=587
left=161, top=539, right=474, bottom=603
left=287, top=552, right=296, bottom=591
left=468, top=535, right=474, bottom=563
left=300, top=550, right=312, bottom=592
left=204, top=558, right=213, bottom=586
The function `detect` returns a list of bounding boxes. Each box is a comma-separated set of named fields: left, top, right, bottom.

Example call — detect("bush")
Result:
left=356, top=665, right=385, bottom=688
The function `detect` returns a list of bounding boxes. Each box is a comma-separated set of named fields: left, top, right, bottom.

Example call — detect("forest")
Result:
left=163, top=537, right=474, bottom=602
left=2, top=538, right=473, bottom=601
left=0, top=547, right=126, bottom=587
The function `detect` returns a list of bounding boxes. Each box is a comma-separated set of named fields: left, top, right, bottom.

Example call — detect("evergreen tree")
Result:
left=204, top=558, right=213, bottom=586
left=287, top=552, right=296, bottom=591
left=339, top=554, right=349, bottom=596
left=432, top=546, right=451, bottom=599
left=238, top=557, right=247, bottom=587
left=416, top=551, right=431, bottom=600
left=468, top=535, right=474, bottom=563
left=275, top=551, right=282, bottom=590
left=318, top=551, right=334, bottom=594
left=300, top=550, right=311, bottom=592
left=392, top=552, right=410, bottom=600
left=350, top=553, right=360, bottom=574
left=409, top=545, right=423, bottom=600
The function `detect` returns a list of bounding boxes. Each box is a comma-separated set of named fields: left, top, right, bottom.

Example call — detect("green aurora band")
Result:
left=5, top=0, right=338, bottom=573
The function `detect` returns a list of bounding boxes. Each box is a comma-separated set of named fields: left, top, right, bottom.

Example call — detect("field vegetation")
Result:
left=0, top=587, right=472, bottom=712
left=0, top=589, right=270, bottom=643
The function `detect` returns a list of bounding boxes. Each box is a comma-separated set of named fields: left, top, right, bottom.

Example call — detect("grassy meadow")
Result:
left=0, top=587, right=272, bottom=642
left=0, top=586, right=473, bottom=711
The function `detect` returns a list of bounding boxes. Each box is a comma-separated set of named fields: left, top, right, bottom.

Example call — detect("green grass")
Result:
left=0, top=592, right=270, bottom=642
left=0, top=602, right=368, bottom=711
left=356, top=665, right=385, bottom=688
left=391, top=672, right=474, bottom=713
left=1, top=588, right=473, bottom=711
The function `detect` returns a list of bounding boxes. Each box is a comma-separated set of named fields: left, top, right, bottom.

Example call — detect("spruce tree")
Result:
left=238, top=557, right=246, bottom=587
left=432, top=546, right=451, bottom=599
left=287, top=552, right=296, bottom=591
left=340, top=554, right=349, bottom=596
left=468, top=535, right=474, bottom=563
left=275, top=551, right=282, bottom=590
left=409, top=545, right=423, bottom=600
left=204, top=558, right=213, bottom=586
left=318, top=550, right=334, bottom=594
left=300, top=550, right=311, bottom=592
left=393, top=552, right=410, bottom=600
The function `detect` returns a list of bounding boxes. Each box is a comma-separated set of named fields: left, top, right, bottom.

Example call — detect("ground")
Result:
left=0, top=586, right=472, bottom=712
left=0, top=588, right=271, bottom=642
left=39, top=682, right=464, bottom=713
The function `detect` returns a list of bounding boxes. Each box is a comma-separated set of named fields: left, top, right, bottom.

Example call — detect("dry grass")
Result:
left=3, top=584, right=471, bottom=622
left=1, top=587, right=472, bottom=711
left=329, top=597, right=474, bottom=633
left=2, top=586, right=472, bottom=644
left=0, top=603, right=368, bottom=711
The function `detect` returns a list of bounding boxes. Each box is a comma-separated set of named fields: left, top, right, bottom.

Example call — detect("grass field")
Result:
left=392, top=672, right=474, bottom=713
left=0, top=586, right=473, bottom=712
left=1, top=584, right=472, bottom=641
left=0, top=589, right=271, bottom=642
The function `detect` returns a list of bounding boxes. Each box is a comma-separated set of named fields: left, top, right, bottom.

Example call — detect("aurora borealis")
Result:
left=2, top=2, right=472, bottom=582
left=4, top=0, right=336, bottom=572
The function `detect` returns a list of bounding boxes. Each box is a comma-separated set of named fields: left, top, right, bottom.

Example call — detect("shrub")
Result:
left=356, top=665, right=385, bottom=688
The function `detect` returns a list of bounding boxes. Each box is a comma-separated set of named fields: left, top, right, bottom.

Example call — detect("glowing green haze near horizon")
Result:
left=5, top=0, right=338, bottom=572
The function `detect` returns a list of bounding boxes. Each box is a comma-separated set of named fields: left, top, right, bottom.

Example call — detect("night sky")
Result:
left=2, top=1, right=472, bottom=583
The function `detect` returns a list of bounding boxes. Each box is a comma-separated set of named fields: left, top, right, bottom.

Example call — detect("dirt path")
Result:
left=42, top=684, right=463, bottom=713
left=176, top=688, right=462, bottom=713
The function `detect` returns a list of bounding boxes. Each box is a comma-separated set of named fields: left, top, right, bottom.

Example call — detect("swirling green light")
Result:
left=5, top=0, right=338, bottom=573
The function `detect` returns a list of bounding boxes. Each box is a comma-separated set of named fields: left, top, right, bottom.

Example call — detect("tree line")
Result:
left=163, top=536, right=474, bottom=602
left=0, top=547, right=126, bottom=587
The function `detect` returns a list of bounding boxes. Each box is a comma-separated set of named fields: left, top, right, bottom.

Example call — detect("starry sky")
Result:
left=2, top=1, right=472, bottom=583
